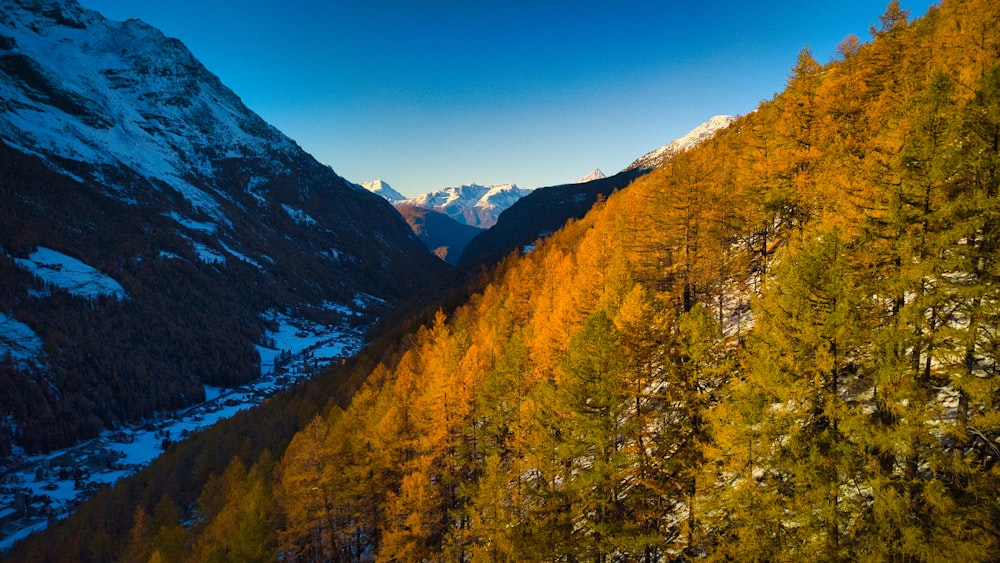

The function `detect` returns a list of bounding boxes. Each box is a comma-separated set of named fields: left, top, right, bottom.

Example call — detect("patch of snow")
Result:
left=13, top=247, right=127, bottom=300
left=258, top=311, right=364, bottom=374
left=203, top=385, right=225, bottom=402
left=322, top=300, right=357, bottom=317
left=189, top=241, right=225, bottom=264
left=218, top=241, right=261, bottom=269
left=353, top=292, right=386, bottom=310
left=163, top=211, right=217, bottom=234
left=281, top=204, right=317, bottom=226
left=0, top=313, right=44, bottom=367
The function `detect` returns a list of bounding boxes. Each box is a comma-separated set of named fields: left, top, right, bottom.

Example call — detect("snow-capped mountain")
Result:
left=362, top=179, right=406, bottom=203
left=461, top=117, right=734, bottom=267
left=399, top=183, right=533, bottom=229
left=625, top=115, right=736, bottom=172
left=575, top=168, right=606, bottom=183
left=0, top=1, right=308, bottom=219
left=0, top=0, right=447, bottom=459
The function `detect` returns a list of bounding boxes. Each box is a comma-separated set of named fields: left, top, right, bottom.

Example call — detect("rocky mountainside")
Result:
left=0, top=0, right=447, bottom=457
left=395, top=205, right=484, bottom=265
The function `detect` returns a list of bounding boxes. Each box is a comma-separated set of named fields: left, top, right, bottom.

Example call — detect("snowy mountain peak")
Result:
left=575, top=168, right=606, bottom=183
left=362, top=179, right=406, bottom=203
left=399, top=183, right=532, bottom=229
left=0, top=0, right=299, bottom=221
left=625, top=115, right=736, bottom=172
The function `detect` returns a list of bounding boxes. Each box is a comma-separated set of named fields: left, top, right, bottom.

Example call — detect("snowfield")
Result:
left=0, top=313, right=44, bottom=368
left=12, top=246, right=127, bottom=300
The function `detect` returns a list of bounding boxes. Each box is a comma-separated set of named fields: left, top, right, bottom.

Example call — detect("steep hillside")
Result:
left=395, top=205, right=485, bottom=265
left=0, top=0, right=447, bottom=458
left=260, top=1, right=1000, bottom=558
left=9, top=0, right=1000, bottom=561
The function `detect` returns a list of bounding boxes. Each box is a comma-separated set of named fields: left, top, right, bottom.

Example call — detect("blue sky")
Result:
left=79, top=0, right=936, bottom=197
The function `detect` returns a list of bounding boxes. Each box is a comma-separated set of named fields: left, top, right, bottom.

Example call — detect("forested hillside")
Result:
left=0, top=0, right=449, bottom=458
left=7, top=0, right=1000, bottom=560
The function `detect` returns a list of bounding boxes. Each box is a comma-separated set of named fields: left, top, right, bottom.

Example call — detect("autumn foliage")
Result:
left=8, top=0, right=1000, bottom=560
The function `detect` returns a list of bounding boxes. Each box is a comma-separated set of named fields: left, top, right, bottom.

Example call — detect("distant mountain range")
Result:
left=458, top=116, right=736, bottom=267
left=0, top=0, right=447, bottom=457
left=361, top=117, right=736, bottom=269
left=362, top=180, right=530, bottom=262
left=394, top=183, right=533, bottom=229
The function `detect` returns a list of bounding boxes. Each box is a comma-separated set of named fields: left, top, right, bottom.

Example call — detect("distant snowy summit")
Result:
left=364, top=181, right=532, bottom=229
left=403, top=183, right=532, bottom=229
left=625, top=115, right=736, bottom=172
left=361, top=179, right=406, bottom=203
left=575, top=168, right=607, bottom=183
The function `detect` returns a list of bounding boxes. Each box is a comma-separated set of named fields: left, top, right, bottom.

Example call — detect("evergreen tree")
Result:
left=705, top=229, right=865, bottom=559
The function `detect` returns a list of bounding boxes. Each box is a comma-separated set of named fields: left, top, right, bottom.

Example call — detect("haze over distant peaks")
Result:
left=625, top=115, right=736, bottom=172
left=575, top=168, right=606, bottom=183
left=361, top=179, right=406, bottom=203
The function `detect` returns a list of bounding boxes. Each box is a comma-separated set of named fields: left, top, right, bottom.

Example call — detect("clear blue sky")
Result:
left=78, top=0, right=936, bottom=198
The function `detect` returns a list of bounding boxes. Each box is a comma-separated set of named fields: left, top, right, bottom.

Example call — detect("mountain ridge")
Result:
left=0, top=0, right=448, bottom=459
left=394, top=182, right=532, bottom=229
left=458, top=115, right=736, bottom=267
left=625, top=114, right=736, bottom=172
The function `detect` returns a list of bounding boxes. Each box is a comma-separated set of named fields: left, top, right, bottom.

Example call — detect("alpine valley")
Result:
left=5, top=0, right=1000, bottom=561
left=0, top=0, right=448, bottom=461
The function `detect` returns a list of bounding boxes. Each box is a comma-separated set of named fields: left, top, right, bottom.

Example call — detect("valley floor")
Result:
left=0, top=312, right=364, bottom=552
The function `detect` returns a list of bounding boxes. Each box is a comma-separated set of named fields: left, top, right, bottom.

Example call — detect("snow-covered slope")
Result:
left=0, top=0, right=312, bottom=223
left=400, top=183, right=532, bottom=228
left=0, top=0, right=440, bottom=300
left=362, top=179, right=406, bottom=203
left=575, top=168, right=606, bottom=183
left=625, top=115, right=735, bottom=172
left=0, top=0, right=447, bottom=463
left=13, top=247, right=127, bottom=299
